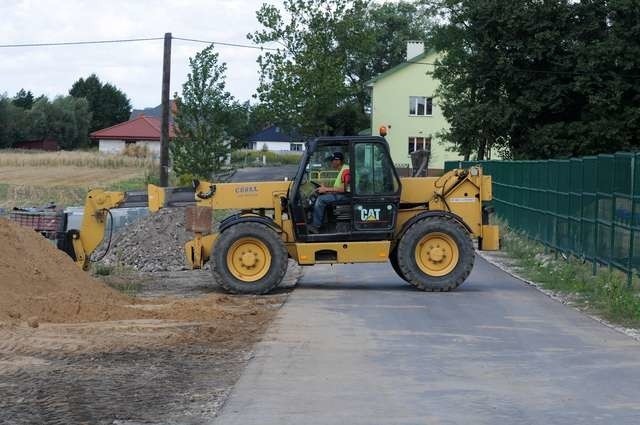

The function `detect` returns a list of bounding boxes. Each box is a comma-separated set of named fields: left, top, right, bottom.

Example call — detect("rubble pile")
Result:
left=97, top=208, right=193, bottom=272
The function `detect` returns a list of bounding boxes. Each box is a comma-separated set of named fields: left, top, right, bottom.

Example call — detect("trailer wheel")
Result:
left=212, top=222, right=288, bottom=294
left=397, top=216, right=474, bottom=291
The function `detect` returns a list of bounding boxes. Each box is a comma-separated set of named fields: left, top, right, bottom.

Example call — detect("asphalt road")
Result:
left=231, top=165, right=299, bottom=182
left=213, top=257, right=640, bottom=425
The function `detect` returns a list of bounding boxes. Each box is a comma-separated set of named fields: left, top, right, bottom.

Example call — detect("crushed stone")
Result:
left=96, top=208, right=193, bottom=272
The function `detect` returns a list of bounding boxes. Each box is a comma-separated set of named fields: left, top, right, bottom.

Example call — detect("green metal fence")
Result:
left=445, top=153, right=640, bottom=278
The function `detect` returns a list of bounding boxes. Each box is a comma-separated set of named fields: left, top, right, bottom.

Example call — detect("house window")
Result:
left=408, top=137, right=431, bottom=155
left=409, top=96, right=433, bottom=116
left=290, top=143, right=303, bottom=151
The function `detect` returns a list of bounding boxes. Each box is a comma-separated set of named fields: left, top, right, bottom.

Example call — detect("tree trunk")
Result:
left=477, top=139, right=486, bottom=161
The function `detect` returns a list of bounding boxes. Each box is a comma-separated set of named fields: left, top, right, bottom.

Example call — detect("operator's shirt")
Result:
left=333, top=165, right=351, bottom=192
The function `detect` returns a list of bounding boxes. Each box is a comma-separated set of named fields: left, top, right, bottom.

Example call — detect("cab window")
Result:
left=353, top=143, right=399, bottom=195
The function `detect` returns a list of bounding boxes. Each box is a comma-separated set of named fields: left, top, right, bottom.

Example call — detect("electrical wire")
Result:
left=172, top=36, right=277, bottom=51
left=1, top=36, right=634, bottom=77
left=0, top=37, right=164, bottom=48
left=0, top=35, right=277, bottom=51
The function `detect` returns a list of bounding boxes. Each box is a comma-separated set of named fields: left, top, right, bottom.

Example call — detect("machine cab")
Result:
left=289, top=136, right=402, bottom=242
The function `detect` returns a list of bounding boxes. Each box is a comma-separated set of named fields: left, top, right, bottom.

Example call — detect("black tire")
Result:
left=397, top=216, right=474, bottom=291
left=389, top=248, right=409, bottom=282
left=212, top=222, right=288, bottom=294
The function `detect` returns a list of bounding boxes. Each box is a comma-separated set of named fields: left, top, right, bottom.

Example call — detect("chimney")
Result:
left=406, top=41, right=424, bottom=61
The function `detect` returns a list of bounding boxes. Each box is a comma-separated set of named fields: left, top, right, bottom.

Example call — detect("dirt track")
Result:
left=0, top=267, right=300, bottom=424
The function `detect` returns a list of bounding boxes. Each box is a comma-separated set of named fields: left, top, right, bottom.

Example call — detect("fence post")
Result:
left=628, top=155, right=636, bottom=287
left=593, top=157, right=599, bottom=276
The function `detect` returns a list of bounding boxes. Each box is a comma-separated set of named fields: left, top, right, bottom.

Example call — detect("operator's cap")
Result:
left=328, top=151, right=344, bottom=161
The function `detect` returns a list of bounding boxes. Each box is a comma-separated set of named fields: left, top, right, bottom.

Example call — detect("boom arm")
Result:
left=69, top=179, right=292, bottom=270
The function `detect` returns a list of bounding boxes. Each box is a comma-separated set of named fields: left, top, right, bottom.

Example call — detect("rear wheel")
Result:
left=212, top=222, right=288, bottom=294
left=397, top=216, right=474, bottom=291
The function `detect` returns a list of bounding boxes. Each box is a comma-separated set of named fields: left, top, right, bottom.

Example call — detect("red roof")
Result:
left=90, top=115, right=176, bottom=141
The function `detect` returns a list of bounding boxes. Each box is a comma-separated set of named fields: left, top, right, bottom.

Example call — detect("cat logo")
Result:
left=361, top=208, right=381, bottom=221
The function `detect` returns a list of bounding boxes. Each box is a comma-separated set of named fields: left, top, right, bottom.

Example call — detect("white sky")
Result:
left=0, top=0, right=283, bottom=109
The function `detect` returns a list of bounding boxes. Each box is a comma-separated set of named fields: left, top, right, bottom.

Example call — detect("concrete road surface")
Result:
left=213, top=257, right=640, bottom=425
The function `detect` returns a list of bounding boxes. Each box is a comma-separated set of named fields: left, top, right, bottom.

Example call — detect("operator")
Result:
left=307, top=151, right=350, bottom=234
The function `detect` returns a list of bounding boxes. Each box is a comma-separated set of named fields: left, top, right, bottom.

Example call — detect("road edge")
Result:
left=477, top=250, right=640, bottom=343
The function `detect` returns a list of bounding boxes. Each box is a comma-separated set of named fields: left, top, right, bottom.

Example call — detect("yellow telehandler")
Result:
left=64, top=136, right=499, bottom=294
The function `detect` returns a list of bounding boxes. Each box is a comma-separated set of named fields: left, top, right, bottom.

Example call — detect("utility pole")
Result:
left=160, top=32, right=172, bottom=187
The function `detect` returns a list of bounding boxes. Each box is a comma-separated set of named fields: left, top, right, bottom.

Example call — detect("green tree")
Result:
left=25, top=96, right=91, bottom=149
left=69, top=74, right=131, bottom=132
left=431, top=0, right=640, bottom=160
left=170, top=45, right=239, bottom=179
left=0, top=95, right=27, bottom=148
left=12, top=89, right=35, bottom=109
left=569, top=0, right=640, bottom=156
left=249, top=0, right=432, bottom=137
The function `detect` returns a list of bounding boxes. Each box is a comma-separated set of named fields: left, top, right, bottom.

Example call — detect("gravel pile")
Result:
left=97, top=208, right=193, bottom=272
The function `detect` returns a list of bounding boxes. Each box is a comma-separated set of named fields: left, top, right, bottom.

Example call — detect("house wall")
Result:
left=254, top=140, right=305, bottom=152
left=99, top=140, right=125, bottom=154
left=370, top=51, right=462, bottom=170
left=98, top=139, right=160, bottom=157
left=136, top=141, right=161, bottom=157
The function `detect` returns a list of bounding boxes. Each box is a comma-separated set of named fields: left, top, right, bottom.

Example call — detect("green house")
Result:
left=367, top=42, right=462, bottom=174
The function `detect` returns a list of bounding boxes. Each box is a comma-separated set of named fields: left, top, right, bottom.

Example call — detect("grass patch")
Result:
left=0, top=167, right=161, bottom=208
left=0, top=184, right=88, bottom=208
left=92, top=260, right=143, bottom=297
left=93, top=264, right=114, bottom=276
left=108, top=281, right=143, bottom=297
left=230, top=149, right=302, bottom=167
left=500, top=223, right=640, bottom=327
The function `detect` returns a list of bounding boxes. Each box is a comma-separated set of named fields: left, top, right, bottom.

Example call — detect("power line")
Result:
left=0, top=35, right=277, bottom=51
left=173, top=36, right=277, bottom=51
left=0, top=37, right=164, bottom=48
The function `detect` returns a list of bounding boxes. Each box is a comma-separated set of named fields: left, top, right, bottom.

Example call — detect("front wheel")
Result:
left=397, top=216, right=474, bottom=291
left=389, top=248, right=409, bottom=282
left=212, top=222, right=288, bottom=294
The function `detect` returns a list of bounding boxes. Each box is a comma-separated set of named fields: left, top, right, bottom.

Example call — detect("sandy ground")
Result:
left=0, top=265, right=301, bottom=425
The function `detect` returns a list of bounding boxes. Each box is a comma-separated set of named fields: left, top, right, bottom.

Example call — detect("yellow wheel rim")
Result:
left=415, top=232, right=459, bottom=277
left=226, top=237, right=271, bottom=282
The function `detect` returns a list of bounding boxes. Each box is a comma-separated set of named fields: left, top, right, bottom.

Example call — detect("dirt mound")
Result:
left=0, top=218, right=146, bottom=324
left=0, top=218, right=289, bottom=327
left=97, top=208, right=192, bottom=272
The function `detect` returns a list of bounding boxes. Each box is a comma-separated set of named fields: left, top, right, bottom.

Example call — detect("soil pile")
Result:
left=0, top=218, right=146, bottom=324
left=0, top=218, right=287, bottom=327
left=97, top=208, right=192, bottom=272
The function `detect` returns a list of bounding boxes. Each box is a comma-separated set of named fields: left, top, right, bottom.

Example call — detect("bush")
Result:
left=230, top=149, right=302, bottom=167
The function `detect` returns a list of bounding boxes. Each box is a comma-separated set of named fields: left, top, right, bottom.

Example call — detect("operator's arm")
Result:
left=317, top=168, right=350, bottom=194
left=317, top=184, right=346, bottom=194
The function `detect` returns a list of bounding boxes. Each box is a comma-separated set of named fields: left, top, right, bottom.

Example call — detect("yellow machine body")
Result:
left=182, top=167, right=498, bottom=269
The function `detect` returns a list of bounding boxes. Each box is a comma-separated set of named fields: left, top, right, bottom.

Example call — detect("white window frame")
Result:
left=408, top=137, right=431, bottom=155
left=409, top=96, right=433, bottom=116
left=290, top=143, right=303, bottom=152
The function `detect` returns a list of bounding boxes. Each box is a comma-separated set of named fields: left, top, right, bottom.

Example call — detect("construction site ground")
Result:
left=0, top=165, right=301, bottom=424
left=0, top=267, right=300, bottom=425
